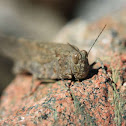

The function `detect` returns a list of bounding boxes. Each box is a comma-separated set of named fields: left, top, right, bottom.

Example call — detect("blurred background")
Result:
left=0, top=0, right=125, bottom=95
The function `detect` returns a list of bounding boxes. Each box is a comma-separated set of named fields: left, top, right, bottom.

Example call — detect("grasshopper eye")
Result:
left=72, top=54, right=79, bottom=64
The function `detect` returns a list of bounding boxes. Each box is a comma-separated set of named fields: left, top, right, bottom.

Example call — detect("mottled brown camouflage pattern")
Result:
left=0, top=35, right=89, bottom=79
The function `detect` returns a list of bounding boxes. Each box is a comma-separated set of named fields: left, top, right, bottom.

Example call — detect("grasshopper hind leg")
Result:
left=22, top=75, right=37, bottom=99
left=30, top=75, right=37, bottom=94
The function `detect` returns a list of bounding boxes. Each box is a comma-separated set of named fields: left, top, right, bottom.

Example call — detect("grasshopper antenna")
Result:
left=88, top=24, right=107, bottom=55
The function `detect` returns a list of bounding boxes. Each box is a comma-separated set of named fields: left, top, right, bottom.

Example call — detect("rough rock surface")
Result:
left=0, top=9, right=126, bottom=126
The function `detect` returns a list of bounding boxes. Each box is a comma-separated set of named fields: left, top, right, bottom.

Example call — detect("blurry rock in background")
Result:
left=0, top=0, right=66, bottom=41
left=30, top=0, right=78, bottom=20
left=75, top=0, right=126, bottom=22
